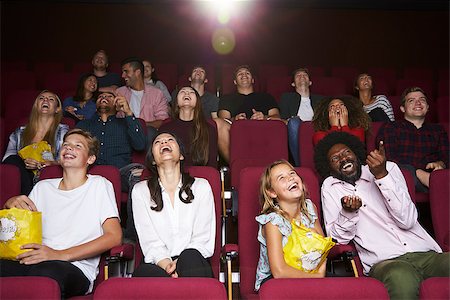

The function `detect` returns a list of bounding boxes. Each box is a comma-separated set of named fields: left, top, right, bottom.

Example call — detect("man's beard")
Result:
left=331, top=159, right=362, bottom=186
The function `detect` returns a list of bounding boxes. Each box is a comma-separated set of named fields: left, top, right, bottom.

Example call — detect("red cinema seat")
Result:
left=419, top=277, right=450, bottom=300
left=258, top=64, right=290, bottom=92
left=312, top=76, right=347, bottom=96
left=402, top=67, right=434, bottom=81
left=330, top=66, right=360, bottom=94
left=429, top=169, right=449, bottom=251
left=71, top=62, right=93, bottom=75
left=437, top=80, right=449, bottom=97
left=42, top=72, right=80, bottom=98
left=218, top=64, right=238, bottom=96
left=306, top=66, right=326, bottom=78
left=367, top=67, right=398, bottom=96
left=259, top=277, right=388, bottom=300
left=93, top=277, right=227, bottom=300
left=1, top=71, right=37, bottom=97
left=0, top=276, right=60, bottom=300
left=394, top=79, right=433, bottom=98
left=0, top=164, right=21, bottom=207
left=229, top=120, right=288, bottom=190
left=266, top=75, right=293, bottom=102
left=153, top=63, right=178, bottom=93
left=436, top=96, right=449, bottom=123
left=366, top=121, right=387, bottom=154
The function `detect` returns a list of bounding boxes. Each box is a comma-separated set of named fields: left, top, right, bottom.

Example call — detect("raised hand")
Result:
left=426, top=161, right=446, bottom=171
left=366, top=140, right=388, bottom=179
left=250, top=109, right=265, bottom=120
left=115, top=93, right=133, bottom=117
left=341, top=195, right=362, bottom=212
left=339, top=104, right=349, bottom=127
left=235, top=112, right=247, bottom=121
left=329, top=106, right=340, bottom=127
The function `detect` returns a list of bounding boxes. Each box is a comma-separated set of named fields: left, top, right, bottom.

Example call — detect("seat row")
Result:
left=1, top=64, right=448, bottom=101
left=1, top=162, right=448, bottom=299
left=2, top=276, right=448, bottom=299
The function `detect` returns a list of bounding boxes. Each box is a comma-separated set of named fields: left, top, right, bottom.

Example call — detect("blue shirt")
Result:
left=63, top=97, right=97, bottom=120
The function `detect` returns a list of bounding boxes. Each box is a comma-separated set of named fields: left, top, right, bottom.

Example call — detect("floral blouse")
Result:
left=254, top=199, right=317, bottom=291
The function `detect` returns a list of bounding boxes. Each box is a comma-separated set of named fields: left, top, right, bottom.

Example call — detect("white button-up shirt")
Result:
left=132, top=177, right=216, bottom=265
left=321, top=161, right=441, bottom=274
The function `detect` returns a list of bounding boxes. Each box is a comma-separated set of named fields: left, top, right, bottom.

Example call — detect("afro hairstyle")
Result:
left=314, top=131, right=367, bottom=180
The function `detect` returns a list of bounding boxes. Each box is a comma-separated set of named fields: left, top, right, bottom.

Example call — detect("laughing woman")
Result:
left=2, top=90, right=69, bottom=194
left=132, top=132, right=216, bottom=278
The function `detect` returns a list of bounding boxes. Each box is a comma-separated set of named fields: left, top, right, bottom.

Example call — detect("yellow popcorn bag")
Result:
left=283, top=219, right=335, bottom=273
left=0, top=208, right=42, bottom=260
left=18, top=141, right=54, bottom=175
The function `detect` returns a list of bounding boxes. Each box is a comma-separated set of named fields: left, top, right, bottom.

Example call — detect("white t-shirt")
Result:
left=130, top=89, right=144, bottom=117
left=132, top=177, right=216, bottom=265
left=29, top=175, right=119, bottom=293
left=297, top=96, right=314, bottom=121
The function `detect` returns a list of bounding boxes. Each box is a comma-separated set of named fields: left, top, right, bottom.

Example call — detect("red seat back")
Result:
left=0, top=276, right=60, bottom=299
left=312, top=76, right=347, bottom=96
left=266, top=75, right=293, bottom=102
left=259, top=277, right=389, bottom=300
left=429, top=169, right=449, bottom=251
left=366, top=121, right=386, bottom=153
left=419, top=277, right=450, bottom=300
left=0, top=164, right=21, bottom=207
left=230, top=120, right=288, bottom=189
left=94, top=277, right=227, bottom=300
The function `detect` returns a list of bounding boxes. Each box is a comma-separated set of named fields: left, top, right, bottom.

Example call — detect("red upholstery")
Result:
left=306, top=66, right=326, bottom=78
left=266, top=75, right=292, bottom=102
left=0, top=276, right=60, bottom=299
left=400, top=167, right=417, bottom=204
left=394, top=79, right=433, bottom=97
left=70, top=62, right=93, bottom=75
left=259, top=277, right=389, bottom=300
left=419, top=277, right=450, bottom=300
left=437, top=80, right=449, bottom=97
left=218, top=64, right=238, bottom=96
left=1, top=71, right=37, bottom=97
left=229, top=120, right=288, bottom=190
left=402, top=67, right=434, bottom=81
left=330, top=66, right=360, bottom=94
left=367, top=67, right=398, bottom=95
left=0, top=164, right=21, bottom=207
left=258, top=64, right=290, bottom=92
left=429, top=169, right=449, bottom=251
left=366, top=121, right=386, bottom=153
left=312, top=76, right=347, bottom=96
left=93, top=277, right=227, bottom=300
left=152, top=63, right=178, bottom=93
left=237, top=167, right=320, bottom=299
left=130, top=118, right=148, bottom=165
left=39, top=165, right=122, bottom=212
left=387, top=95, right=403, bottom=120
left=436, top=96, right=449, bottom=123
left=2, top=60, right=28, bottom=72
left=372, top=78, right=390, bottom=96
left=4, top=89, right=40, bottom=122
left=61, top=117, right=76, bottom=129
left=298, top=121, right=315, bottom=169
left=42, top=72, right=80, bottom=98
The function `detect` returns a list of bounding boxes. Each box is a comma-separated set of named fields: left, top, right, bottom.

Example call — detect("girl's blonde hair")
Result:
left=21, top=90, right=63, bottom=156
left=260, top=160, right=312, bottom=222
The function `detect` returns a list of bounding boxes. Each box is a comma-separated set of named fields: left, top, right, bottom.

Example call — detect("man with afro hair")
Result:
left=314, top=131, right=448, bottom=300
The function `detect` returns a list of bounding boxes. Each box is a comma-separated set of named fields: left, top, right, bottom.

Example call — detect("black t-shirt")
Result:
left=219, top=92, right=279, bottom=118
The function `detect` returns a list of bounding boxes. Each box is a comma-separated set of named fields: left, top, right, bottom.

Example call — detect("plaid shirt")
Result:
left=77, top=114, right=146, bottom=169
left=376, top=119, right=449, bottom=170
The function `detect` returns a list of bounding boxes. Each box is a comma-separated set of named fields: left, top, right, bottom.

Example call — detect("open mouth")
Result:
left=42, top=103, right=49, bottom=109
left=160, top=146, right=172, bottom=154
left=63, top=153, right=76, bottom=159
left=288, top=182, right=299, bottom=191
left=340, top=162, right=354, bottom=172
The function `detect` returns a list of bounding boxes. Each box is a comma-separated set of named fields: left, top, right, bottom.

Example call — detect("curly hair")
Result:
left=312, top=96, right=371, bottom=132
left=314, top=131, right=367, bottom=180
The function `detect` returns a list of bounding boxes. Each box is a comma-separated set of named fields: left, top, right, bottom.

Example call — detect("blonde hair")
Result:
left=259, top=160, right=312, bottom=222
left=21, top=90, right=63, bottom=156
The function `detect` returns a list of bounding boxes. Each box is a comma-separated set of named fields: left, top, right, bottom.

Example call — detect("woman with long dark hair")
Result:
left=132, top=132, right=215, bottom=278
left=63, top=73, right=98, bottom=122
left=159, top=86, right=218, bottom=168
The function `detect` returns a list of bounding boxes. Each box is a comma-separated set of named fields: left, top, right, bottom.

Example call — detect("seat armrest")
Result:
left=109, top=243, right=134, bottom=260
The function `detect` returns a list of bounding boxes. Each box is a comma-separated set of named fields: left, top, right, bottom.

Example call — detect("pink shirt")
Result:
left=116, top=85, right=169, bottom=123
left=321, top=161, right=441, bottom=274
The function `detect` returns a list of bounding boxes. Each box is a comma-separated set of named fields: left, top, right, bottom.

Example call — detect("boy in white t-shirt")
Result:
left=1, top=128, right=122, bottom=298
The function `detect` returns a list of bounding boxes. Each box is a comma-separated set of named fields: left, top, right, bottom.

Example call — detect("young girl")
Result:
left=255, top=160, right=326, bottom=291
